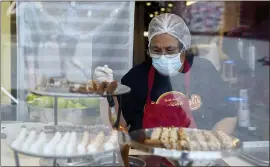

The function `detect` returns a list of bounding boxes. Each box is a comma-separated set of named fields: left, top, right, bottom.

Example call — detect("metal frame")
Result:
left=16, top=1, right=136, bottom=121
left=16, top=1, right=28, bottom=121
left=12, top=90, right=125, bottom=166
left=128, top=1, right=135, bottom=71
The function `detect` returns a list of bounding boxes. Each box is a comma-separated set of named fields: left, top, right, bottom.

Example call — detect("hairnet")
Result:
left=148, top=13, right=191, bottom=49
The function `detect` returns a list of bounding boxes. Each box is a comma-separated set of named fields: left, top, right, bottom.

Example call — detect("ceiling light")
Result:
left=154, top=11, right=159, bottom=15
left=186, top=1, right=197, bottom=6
left=160, top=8, right=165, bottom=12
left=87, top=10, right=92, bottom=17
left=149, top=14, right=154, bottom=18
left=167, top=8, right=172, bottom=12
left=71, top=1, right=76, bottom=7
left=168, top=3, right=173, bottom=7
left=144, top=31, right=148, bottom=37
left=146, top=2, right=151, bottom=6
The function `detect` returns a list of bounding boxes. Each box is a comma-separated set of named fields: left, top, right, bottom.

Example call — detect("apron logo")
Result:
left=189, top=94, right=202, bottom=111
left=155, top=91, right=202, bottom=111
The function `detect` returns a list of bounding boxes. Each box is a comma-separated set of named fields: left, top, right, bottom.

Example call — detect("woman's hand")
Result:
left=93, top=65, right=114, bottom=83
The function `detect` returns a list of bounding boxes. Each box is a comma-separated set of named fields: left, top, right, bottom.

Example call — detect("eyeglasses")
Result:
left=149, top=48, right=183, bottom=59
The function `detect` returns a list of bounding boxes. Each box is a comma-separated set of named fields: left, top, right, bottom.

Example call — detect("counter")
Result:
left=1, top=138, right=254, bottom=166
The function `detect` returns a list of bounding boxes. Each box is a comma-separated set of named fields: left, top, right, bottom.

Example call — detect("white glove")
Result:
left=93, top=65, right=114, bottom=83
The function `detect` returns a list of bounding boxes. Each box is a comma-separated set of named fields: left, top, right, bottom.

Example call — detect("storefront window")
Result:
left=1, top=1, right=269, bottom=166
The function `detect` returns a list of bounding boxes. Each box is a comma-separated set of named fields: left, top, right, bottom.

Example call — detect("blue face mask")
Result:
left=151, top=52, right=183, bottom=76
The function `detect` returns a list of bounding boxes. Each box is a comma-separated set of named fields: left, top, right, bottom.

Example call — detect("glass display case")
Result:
left=1, top=1, right=269, bottom=166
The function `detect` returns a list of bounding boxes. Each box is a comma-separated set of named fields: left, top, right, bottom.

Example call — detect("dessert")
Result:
left=12, top=127, right=122, bottom=156
left=86, top=80, right=98, bottom=92
left=97, top=81, right=108, bottom=94
left=70, top=80, right=118, bottom=95
left=55, top=132, right=70, bottom=155
left=203, top=130, right=221, bottom=151
left=87, top=131, right=105, bottom=153
left=93, top=65, right=114, bottom=83
left=178, top=128, right=189, bottom=150
left=103, top=130, right=118, bottom=151
left=160, top=127, right=170, bottom=148
left=214, top=131, right=233, bottom=149
left=66, top=132, right=77, bottom=155
left=29, top=131, right=47, bottom=153
left=143, top=127, right=238, bottom=151
left=43, top=132, right=62, bottom=155
left=77, top=131, right=90, bottom=154
left=21, top=129, right=36, bottom=150
left=150, top=128, right=162, bottom=140
left=107, top=81, right=118, bottom=94
left=11, top=126, right=27, bottom=149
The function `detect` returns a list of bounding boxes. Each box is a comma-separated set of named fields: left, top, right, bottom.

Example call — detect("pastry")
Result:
left=214, top=131, right=233, bottom=149
left=56, top=132, right=70, bottom=155
left=150, top=128, right=162, bottom=140
left=77, top=131, right=90, bottom=154
left=87, top=131, right=105, bottom=153
left=203, top=130, right=221, bottom=151
left=66, top=132, right=77, bottom=155
left=43, top=132, right=62, bottom=155
left=107, top=81, right=118, bottom=94
left=103, top=130, right=118, bottom=151
left=29, top=131, right=47, bottom=153
left=21, top=129, right=36, bottom=150
left=97, top=81, right=108, bottom=94
left=169, top=127, right=178, bottom=149
left=11, top=126, right=27, bottom=149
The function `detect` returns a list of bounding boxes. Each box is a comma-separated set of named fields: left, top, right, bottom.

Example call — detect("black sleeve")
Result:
left=119, top=75, right=144, bottom=132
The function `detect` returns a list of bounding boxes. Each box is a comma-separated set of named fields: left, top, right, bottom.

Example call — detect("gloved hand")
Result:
left=93, top=65, right=114, bottom=83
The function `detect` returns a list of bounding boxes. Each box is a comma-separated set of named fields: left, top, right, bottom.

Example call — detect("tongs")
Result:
left=70, top=58, right=118, bottom=127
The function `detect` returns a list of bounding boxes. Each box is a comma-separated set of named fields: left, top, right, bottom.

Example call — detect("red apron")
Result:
left=142, top=63, right=197, bottom=129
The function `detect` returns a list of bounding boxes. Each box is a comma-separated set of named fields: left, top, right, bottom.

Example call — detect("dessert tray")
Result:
left=32, top=77, right=131, bottom=97
left=7, top=124, right=128, bottom=159
left=129, top=127, right=242, bottom=161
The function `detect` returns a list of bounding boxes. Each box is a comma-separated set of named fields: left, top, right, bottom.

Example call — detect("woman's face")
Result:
left=149, top=33, right=186, bottom=72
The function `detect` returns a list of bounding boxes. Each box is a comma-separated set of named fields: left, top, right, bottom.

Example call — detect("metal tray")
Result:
left=129, top=128, right=242, bottom=161
left=7, top=123, right=129, bottom=159
left=241, top=141, right=269, bottom=166
left=30, top=83, right=131, bottom=98
left=89, top=155, right=146, bottom=166
left=39, top=157, right=95, bottom=166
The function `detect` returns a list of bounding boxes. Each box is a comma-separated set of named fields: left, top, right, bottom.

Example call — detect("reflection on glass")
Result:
left=222, top=60, right=237, bottom=83
left=248, top=43, right=256, bottom=77
left=238, top=89, right=250, bottom=128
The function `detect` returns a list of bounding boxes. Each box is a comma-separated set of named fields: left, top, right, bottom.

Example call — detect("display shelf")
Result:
left=129, top=127, right=242, bottom=166
left=7, top=124, right=129, bottom=167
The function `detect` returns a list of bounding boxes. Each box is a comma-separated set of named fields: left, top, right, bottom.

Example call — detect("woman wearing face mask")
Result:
left=120, top=13, right=196, bottom=131
left=95, top=13, right=237, bottom=134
